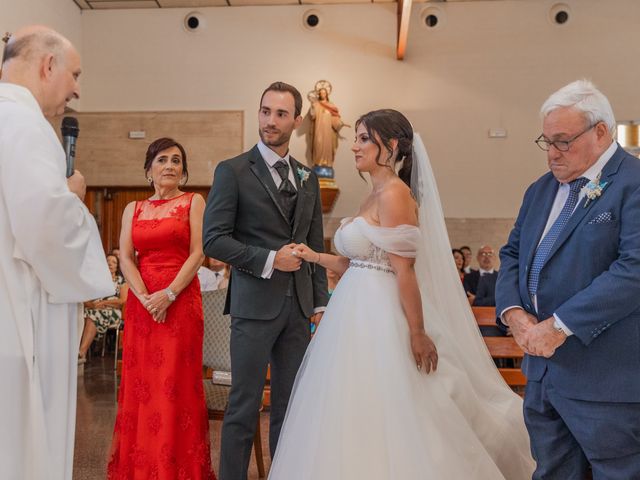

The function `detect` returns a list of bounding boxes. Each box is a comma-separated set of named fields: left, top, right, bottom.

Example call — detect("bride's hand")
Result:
left=410, top=331, right=438, bottom=374
left=293, top=244, right=321, bottom=263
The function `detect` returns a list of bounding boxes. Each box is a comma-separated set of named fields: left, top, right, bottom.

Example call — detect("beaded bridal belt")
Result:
left=349, top=260, right=395, bottom=275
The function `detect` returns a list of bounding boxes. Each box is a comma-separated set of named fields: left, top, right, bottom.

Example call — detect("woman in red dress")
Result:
left=108, top=138, right=215, bottom=480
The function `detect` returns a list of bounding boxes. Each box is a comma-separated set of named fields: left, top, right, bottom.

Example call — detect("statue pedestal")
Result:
left=319, top=179, right=339, bottom=214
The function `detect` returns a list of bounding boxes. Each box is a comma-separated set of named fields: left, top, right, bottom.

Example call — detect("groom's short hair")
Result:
left=260, top=81, right=303, bottom=118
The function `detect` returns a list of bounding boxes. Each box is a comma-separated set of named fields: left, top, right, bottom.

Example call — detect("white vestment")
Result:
left=0, top=84, right=114, bottom=480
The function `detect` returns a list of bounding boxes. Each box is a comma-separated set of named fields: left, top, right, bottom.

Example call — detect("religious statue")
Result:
left=306, top=80, right=348, bottom=185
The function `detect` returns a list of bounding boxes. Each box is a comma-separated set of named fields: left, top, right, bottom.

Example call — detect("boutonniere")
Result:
left=297, top=166, right=310, bottom=186
left=582, top=172, right=608, bottom=208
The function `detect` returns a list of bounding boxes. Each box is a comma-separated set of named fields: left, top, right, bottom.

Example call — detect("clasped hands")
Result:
left=273, top=244, right=324, bottom=329
left=142, top=290, right=173, bottom=323
left=504, top=309, right=567, bottom=358
left=273, top=243, right=320, bottom=272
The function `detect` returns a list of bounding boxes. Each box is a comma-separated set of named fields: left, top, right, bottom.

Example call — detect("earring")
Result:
left=146, top=177, right=153, bottom=184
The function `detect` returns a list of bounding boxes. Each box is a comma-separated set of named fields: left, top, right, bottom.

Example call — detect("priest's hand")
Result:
left=67, top=170, right=86, bottom=201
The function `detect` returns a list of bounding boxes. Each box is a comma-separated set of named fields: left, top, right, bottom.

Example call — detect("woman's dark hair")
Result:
left=144, top=137, right=189, bottom=186
left=451, top=248, right=465, bottom=273
left=106, top=253, right=122, bottom=278
left=355, top=109, right=414, bottom=187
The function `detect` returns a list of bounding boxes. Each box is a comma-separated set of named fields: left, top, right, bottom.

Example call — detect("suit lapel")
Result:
left=248, top=146, right=289, bottom=224
left=525, top=176, right=559, bottom=271
left=290, top=158, right=309, bottom=235
left=539, top=145, right=624, bottom=267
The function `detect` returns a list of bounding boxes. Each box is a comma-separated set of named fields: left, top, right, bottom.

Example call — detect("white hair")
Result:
left=540, top=79, right=616, bottom=135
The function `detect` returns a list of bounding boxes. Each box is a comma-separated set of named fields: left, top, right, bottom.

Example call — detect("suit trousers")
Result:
left=219, top=289, right=310, bottom=480
left=524, top=373, right=640, bottom=480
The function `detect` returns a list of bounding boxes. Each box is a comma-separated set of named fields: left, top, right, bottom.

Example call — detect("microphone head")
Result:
left=61, top=116, right=79, bottom=138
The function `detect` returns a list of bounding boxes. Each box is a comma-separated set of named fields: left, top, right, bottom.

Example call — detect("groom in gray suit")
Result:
left=203, top=81, right=328, bottom=480
left=496, top=80, right=640, bottom=479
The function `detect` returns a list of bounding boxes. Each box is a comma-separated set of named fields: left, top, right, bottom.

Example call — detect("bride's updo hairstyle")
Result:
left=355, top=109, right=414, bottom=187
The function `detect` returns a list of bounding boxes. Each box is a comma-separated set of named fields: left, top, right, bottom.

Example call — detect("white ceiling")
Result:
left=73, top=0, right=494, bottom=8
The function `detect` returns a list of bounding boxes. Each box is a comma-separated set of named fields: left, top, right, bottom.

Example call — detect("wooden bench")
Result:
left=483, top=336, right=524, bottom=359
left=471, top=306, right=497, bottom=327
left=482, top=336, right=527, bottom=394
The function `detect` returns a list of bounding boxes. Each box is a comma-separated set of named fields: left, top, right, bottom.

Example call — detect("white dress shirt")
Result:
left=504, top=141, right=617, bottom=335
left=255, top=141, right=325, bottom=315
left=257, top=141, right=297, bottom=279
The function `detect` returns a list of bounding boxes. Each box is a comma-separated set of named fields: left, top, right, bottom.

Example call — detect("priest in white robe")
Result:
left=0, top=26, right=113, bottom=480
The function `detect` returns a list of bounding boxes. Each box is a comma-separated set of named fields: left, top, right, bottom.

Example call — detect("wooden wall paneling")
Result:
left=52, top=111, right=243, bottom=187
left=86, top=187, right=211, bottom=253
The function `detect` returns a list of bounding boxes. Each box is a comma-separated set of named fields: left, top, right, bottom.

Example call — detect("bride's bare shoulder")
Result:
left=377, top=180, right=417, bottom=226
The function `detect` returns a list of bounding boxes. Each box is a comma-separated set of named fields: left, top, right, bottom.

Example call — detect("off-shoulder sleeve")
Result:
left=354, top=217, right=421, bottom=258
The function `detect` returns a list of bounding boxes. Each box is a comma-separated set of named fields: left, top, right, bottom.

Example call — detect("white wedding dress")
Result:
left=268, top=136, right=534, bottom=479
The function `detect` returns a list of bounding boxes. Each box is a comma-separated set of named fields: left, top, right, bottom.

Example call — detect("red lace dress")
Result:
left=108, top=192, right=215, bottom=480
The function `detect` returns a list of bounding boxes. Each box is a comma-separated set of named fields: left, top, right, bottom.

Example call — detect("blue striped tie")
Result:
left=528, top=177, right=589, bottom=297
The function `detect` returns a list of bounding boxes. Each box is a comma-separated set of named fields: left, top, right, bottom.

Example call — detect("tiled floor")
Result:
left=73, top=356, right=271, bottom=479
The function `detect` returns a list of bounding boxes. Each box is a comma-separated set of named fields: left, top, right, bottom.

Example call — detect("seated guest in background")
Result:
left=451, top=248, right=466, bottom=282
left=110, top=249, right=123, bottom=279
left=464, top=245, right=498, bottom=306
left=197, top=256, right=228, bottom=291
left=460, top=245, right=476, bottom=274
left=78, top=253, right=128, bottom=362
left=327, top=267, right=341, bottom=297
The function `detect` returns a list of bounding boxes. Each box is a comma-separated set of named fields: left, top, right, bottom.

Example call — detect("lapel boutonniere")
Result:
left=582, top=172, right=608, bottom=208
left=297, top=166, right=310, bottom=187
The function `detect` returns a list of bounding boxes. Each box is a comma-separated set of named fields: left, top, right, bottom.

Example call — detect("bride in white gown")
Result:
left=268, top=109, right=535, bottom=479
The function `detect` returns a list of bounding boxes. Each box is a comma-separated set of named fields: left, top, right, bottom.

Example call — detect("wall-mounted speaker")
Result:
left=420, top=7, right=445, bottom=29
left=303, top=10, right=322, bottom=30
left=184, top=12, right=205, bottom=33
left=549, top=3, right=571, bottom=26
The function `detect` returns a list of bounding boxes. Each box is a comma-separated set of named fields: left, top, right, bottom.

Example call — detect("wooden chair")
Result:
left=202, top=289, right=265, bottom=478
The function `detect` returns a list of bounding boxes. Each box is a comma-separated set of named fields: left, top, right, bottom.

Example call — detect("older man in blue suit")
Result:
left=496, top=80, right=640, bottom=480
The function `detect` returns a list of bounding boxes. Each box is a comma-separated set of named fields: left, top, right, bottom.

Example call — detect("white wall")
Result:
left=74, top=0, right=640, bottom=217
left=0, top=0, right=83, bottom=108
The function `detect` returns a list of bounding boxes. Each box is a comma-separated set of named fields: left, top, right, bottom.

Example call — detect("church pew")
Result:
left=472, top=306, right=497, bottom=327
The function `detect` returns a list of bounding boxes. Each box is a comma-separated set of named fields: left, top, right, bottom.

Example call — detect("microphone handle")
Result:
left=64, top=136, right=77, bottom=178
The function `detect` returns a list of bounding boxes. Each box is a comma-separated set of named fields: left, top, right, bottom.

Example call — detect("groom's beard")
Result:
left=259, top=127, right=292, bottom=149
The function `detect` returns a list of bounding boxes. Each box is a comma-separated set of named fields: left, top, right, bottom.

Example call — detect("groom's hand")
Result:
left=274, top=243, right=302, bottom=272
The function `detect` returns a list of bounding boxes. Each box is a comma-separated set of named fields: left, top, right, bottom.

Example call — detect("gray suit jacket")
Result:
left=203, top=145, right=328, bottom=319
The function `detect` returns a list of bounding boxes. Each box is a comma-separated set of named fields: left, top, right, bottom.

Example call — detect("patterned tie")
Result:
left=273, top=160, right=297, bottom=223
left=528, top=177, right=589, bottom=297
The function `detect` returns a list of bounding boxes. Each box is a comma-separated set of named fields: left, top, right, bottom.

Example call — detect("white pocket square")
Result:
left=588, top=211, right=613, bottom=224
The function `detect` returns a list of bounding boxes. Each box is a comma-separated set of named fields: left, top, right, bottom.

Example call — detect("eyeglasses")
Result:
left=534, top=123, right=597, bottom=152
left=479, top=252, right=494, bottom=257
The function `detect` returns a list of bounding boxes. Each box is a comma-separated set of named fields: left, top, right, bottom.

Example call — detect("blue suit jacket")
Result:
left=496, top=145, right=640, bottom=402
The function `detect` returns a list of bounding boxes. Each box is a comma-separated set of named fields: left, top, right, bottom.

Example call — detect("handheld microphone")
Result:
left=61, top=116, right=79, bottom=178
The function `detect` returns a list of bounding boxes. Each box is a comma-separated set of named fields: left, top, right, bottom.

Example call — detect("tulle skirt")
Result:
left=268, top=263, right=534, bottom=479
